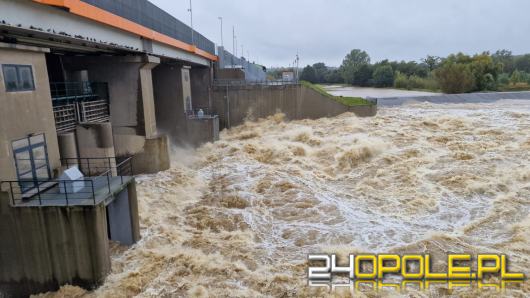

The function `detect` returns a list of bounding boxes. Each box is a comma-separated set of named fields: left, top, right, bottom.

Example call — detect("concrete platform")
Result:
left=12, top=176, right=133, bottom=207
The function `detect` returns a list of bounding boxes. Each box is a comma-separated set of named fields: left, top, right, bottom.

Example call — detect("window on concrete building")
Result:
left=2, top=64, right=35, bottom=92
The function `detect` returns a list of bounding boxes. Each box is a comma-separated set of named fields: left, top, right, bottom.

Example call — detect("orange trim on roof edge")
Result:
left=32, top=0, right=218, bottom=61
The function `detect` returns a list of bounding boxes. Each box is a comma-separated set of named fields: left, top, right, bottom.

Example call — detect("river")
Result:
left=43, top=100, right=530, bottom=297
left=322, top=85, right=438, bottom=98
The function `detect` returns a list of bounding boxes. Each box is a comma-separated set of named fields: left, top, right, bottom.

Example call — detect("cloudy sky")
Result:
left=150, top=0, right=530, bottom=68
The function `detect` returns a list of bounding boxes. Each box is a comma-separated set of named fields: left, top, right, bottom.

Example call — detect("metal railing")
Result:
left=50, top=82, right=109, bottom=102
left=186, top=107, right=218, bottom=119
left=62, top=156, right=133, bottom=178
left=51, top=82, right=110, bottom=132
left=213, top=79, right=300, bottom=87
left=2, top=178, right=99, bottom=206
left=1, top=157, right=133, bottom=207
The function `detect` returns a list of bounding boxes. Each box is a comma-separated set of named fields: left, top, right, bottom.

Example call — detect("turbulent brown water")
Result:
left=42, top=100, right=530, bottom=297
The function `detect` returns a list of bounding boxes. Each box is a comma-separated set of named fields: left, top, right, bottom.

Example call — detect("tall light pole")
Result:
left=241, top=45, right=244, bottom=59
left=218, top=17, right=223, bottom=47
left=232, top=26, right=235, bottom=67
left=188, top=0, right=194, bottom=45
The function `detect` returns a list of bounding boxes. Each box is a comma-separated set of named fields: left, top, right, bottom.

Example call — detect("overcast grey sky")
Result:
left=150, top=0, right=530, bottom=68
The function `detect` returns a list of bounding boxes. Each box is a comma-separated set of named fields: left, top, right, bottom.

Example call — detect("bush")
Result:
left=482, top=73, right=496, bottom=91
left=497, top=73, right=510, bottom=85
left=434, top=63, right=476, bottom=93
left=394, top=71, right=409, bottom=89
left=393, top=72, right=438, bottom=91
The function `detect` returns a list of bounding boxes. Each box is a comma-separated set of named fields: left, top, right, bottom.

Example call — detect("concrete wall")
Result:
left=61, top=55, right=171, bottom=173
left=130, top=135, right=170, bottom=175
left=61, top=55, right=159, bottom=137
left=153, top=63, right=185, bottom=139
left=212, top=84, right=377, bottom=129
left=190, top=66, right=212, bottom=109
left=0, top=43, right=60, bottom=184
left=186, top=117, right=220, bottom=147
left=0, top=179, right=139, bottom=296
left=0, top=192, right=110, bottom=297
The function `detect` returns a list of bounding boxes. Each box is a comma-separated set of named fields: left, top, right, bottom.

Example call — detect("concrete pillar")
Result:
left=131, top=135, right=170, bottom=174
left=58, top=132, right=79, bottom=168
left=75, top=123, right=116, bottom=175
left=139, top=56, right=160, bottom=138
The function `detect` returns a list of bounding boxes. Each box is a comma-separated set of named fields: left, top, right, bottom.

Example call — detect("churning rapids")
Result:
left=43, top=100, right=529, bottom=297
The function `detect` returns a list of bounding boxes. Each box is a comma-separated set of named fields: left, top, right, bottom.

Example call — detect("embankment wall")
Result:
left=212, top=84, right=376, bottom=129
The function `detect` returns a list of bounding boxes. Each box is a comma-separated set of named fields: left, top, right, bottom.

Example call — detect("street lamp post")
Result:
left=188, top=0, right=194, bottom=46
left=218, top=17, right=223, bottom=47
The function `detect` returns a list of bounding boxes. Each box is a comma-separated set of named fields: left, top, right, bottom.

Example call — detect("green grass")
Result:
left=300, top=81, right=375, bottom=106
left=497, top=83, right=530, bottom=92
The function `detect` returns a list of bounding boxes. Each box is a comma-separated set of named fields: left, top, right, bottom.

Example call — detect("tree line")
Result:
left=298, top=49, right=530, bottom=93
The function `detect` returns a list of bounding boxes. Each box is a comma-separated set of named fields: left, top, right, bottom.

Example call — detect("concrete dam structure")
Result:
left=0, top=0, right=377, bottom=296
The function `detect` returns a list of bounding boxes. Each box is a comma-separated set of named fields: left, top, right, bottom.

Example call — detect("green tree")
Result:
left=373, top=64, right=394, bottom=87
left=300, top=65, right=316, bottom=83
left=434, top=63, right=475, bottom=93
left=324, top=69, right=343, bottom=84
left=340, top=49, right=370, bottom=85
left=312, top=62, right=328, bottom=83
left=423, top=55, right=441, bottom=71
left=492, top=50, right=514, bottom=74
left=515, top=54, right=530, bottom=73
left=469, top=53, right=500, bottom=91
left=353, top=63, right=373, bottom=86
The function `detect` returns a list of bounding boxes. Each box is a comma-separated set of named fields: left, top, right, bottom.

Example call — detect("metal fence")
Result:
left=50, top=82, right=108, bottom=102
left=1, top=157, right=133, bottom=207
left=185, top=107, right=218, bottom=119
left=213, top=79, right=300, bottom=87
left=81, top=0, right=215, bottom=54
left=51, top=82, right=110, bottom=132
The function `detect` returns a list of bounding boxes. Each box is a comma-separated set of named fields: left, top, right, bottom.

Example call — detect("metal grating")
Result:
left=53, top=103, right=77, bottom=133
left=79, top=100, right=110, bottom=123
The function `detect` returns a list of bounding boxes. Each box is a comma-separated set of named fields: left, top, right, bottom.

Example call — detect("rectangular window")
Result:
left=2, top=64, right=35, bottom=92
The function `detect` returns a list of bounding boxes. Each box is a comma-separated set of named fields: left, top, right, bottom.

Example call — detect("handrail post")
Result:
left=107, top=171, right=111, bottom=194
left=91, top=180, right=96, bottom=205
left=63, top=180, right=69, bottom=206
left=8, top=182, right=14, bottom=205
left=36, top=182, right=42, bottom=205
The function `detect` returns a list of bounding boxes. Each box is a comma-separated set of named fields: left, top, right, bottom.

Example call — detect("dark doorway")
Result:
left=12, top=134, right=51, bottom=192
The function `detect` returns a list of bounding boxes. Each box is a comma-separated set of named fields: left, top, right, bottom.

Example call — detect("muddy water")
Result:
left=43, top=101, right=530, bottom=297
left=323, top=85, right=437, bottom=98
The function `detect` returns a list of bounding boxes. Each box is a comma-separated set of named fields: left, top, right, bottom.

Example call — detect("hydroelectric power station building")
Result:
left=0, top=0, right=376, bottom=296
